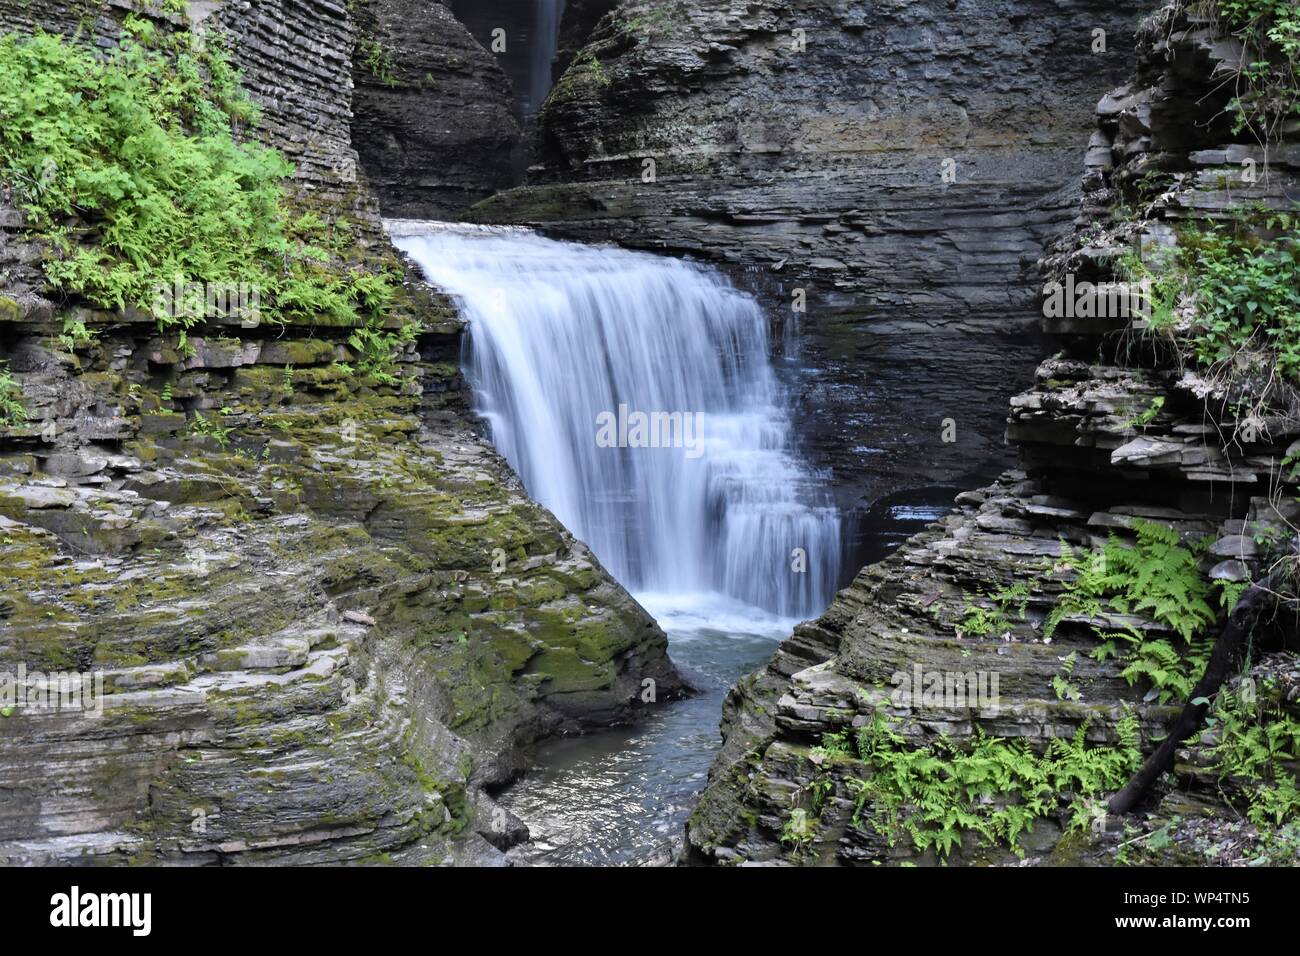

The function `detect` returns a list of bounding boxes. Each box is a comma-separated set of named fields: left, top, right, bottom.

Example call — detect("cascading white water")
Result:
left=395, top=224, right=840, bottom=619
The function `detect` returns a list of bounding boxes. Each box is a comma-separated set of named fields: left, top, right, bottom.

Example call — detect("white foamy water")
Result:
left=395, top=224, right=841, bottom=619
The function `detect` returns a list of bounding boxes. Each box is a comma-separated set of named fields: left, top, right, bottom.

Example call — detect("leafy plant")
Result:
left=578, top=52, right=611, bottom=88
left=780, top=807, right=817, bottom=856
left=1047, top=521, right=1216, bottom=703
left=0, top=364, right=28, bottom=427
left=1048, top=521, right=1216, bottom=641
left=1207, top=0, right=1300, bottom=140
left=1120, top=214, right=1300, bottom=382
left=844, top=712, right=1141, bottom=859
left=1182, top=220, right=1300, bottom=377
left=956, top=582, right=1029, bottom=637
left=188, top=411, right=233, bottom=449
left=361, top=38, right=397, bottom=87
left=55, top=315, right=94, bottom=352
left=956, top=600, right=1009, bottom=638
left=1052, top=651, right=1082, bottom=701
left=1200, top=682, right=1300, bottom=829
left=624, top=4, right=676, bottom=38
left=0, top=26, right=400, bottom=339
left=1121, top=395, right=1165, bottom=430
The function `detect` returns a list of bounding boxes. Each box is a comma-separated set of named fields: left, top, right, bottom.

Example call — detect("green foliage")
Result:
left=1047, top=521, right=1216, bottom=703
left=780, top=807, right=817, bottom=856
left=0, top=26, right=403, bottom=349
left=624, top=4, right=676, bottom=38
left=956, top=601, right=1008, bottom=638
left=810, top=730, right=853, bottom=762
left=578, top=53, right=611, bottom=88
left=1047, top=522, right=1214, bottom=641
left=1114, top=629, right=1207, bottom=703
left=361, top=38, right=397, bottom=87
left=956, top=582, right=1029, bottom=637
left=1248, top=820, right=1300, bottom=864
left=188, top=411, right=232, bottom=449
left=56, top=315, right=94, bottom=352
left=0, top=364, right=28, bottom=427
left=1121, top=213, right=1300, bottom=382
left=1215, top=577, right=1250, bottom=612
left=1200, top=683, right=1300, bottom=829
left=845, top=712, right=1141, bottom=859
left=1181, top=219, right=1300, bottom=378
left=1052, top=651, right=1082, bottom=701
left=1207, top=0, right=1300, bottom=139
left=1121, top=396, right=1165, bottom=430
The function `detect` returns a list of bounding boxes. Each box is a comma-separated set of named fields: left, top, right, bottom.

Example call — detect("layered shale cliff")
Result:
left=473, top=0, right=1154, bottom=514
left=0, top=0, right=680, bottom=865
left=351, top=0, right=522, bottom=219
left=687, top=3, right=1300, bottom=866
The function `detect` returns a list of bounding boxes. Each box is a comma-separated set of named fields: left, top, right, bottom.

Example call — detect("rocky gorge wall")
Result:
left=351, top=0, right=522, bottom=219
left=469, top=0, right=1155, bottom=516
left=0, top=0, right=681, bottom=865
left=0, top=0, right=380, bottom=307
left=686, top=3, right=1300, bottom=866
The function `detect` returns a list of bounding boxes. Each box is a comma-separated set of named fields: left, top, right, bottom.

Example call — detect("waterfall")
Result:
left=395, top=224, right=841, bottom=619
left=529, top=0, right=565, bottom=116
left=448, top=0, right=565, bottom=118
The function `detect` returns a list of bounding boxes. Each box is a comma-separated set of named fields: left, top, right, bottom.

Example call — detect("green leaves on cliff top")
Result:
left=1201, top=0, right=1300, bottom=140
left=1120, top=212, right=1300, bottom=383
left=0, top=21, right=394, bottom=333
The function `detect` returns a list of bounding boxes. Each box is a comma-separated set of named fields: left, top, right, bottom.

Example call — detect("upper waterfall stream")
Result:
left=396, top=224, right=842, bottom=620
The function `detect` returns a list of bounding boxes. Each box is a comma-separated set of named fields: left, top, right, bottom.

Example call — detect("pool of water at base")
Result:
left=496, top=499, right=957, bottom=867
left=498, top=593, right=800, bottom=867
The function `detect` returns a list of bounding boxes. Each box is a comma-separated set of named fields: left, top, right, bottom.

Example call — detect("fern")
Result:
left=1201, top=683, right=1300, bottom=830
left=845, top=711, right=1140, bottom=859
left=1047, top=521, right=1217, bottom=702
left=956, top=582, right=1029, bottom=637
left=0, top=27, right=402, bottom=339
left=0, top=364, right=28, bottom=428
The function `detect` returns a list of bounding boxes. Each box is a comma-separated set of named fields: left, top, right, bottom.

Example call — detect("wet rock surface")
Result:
left=686, top=5, right=1300, bottom=866
left=0, top=301, right=682, bottom=865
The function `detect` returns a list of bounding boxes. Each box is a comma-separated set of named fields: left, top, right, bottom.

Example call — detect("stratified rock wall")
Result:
left=351, top=0, right=522, bottom=219
left=209, top=0, right=366, bottom=211
left=0, top=301, right=681, bottom=865
left=472, top=0, right=1152, bottom=511
left=686, top=3, right=1300, bottom=866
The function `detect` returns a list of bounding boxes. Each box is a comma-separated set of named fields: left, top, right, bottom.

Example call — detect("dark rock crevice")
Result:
left=351, top=0, right=522, bottom=220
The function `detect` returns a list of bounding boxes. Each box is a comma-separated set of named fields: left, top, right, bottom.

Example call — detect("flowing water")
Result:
left=396, top=224, right=842, bottom=619
left=395, top=223, right=844, bottom=862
